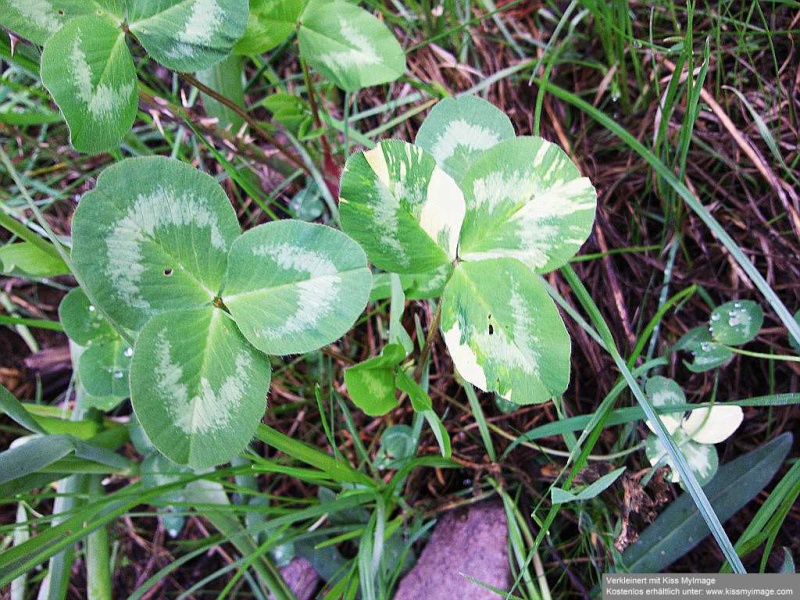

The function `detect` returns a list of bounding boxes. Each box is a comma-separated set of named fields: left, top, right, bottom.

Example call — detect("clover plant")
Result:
left=235, top=0, right=406, bottom=92
left=643, top=376, right=744, bottom=485
left=339, top=95, right=598, bottom=408
left=66, top=156, right=372, bottom=468
left=1, top=0, right=406, bottom=153
left=677, top=300, right=764, bottom=372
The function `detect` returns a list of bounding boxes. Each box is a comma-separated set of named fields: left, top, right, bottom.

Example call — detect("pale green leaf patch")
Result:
left=59, top=288, right=116, bottom=346
left=128, top=0, right=249, bottom=72
left=78, top=337, right=132, bottom=398
left=40, top=15, right=137, bottom=154
left=458, top=137, right=597, bottom=274
left=676, top=326, right=733, bottom=373
left=440, top=259, right=570, bottom=404
left=416, top=95, right=515, bottom=183
left=0, top=0, right=125, bottom=45
left=344, top=344, right=406, bottom=416
left=644, top=376, right=685, bottom=435
left=646, top=429, right=719, bottom=486
left=234, top=0, right=308, bottom=55
left=340, top=140, right=464, bottom=273
left=709, top=300, right=763, bottom=346
left=681, top=405, right=744, bottom=445
left=223, top=220, right=372, bottom=356
left=130, top=307, right=271, bottom=469
left=298, top=0, right=405, bottom=92
left=71, top=157, right=241, bottom=331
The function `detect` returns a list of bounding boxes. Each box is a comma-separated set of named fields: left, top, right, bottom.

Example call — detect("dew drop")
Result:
left=113, top=370, right=124, bottom=379
left=700, top=342, right=712, bottom=352
left=124, top=347, right=133, bottom=358
left=710, top=313, right=720, bottom=322
left=88, top=305, right=96, bottom=312
left=733, top=301, right=742, bottom=308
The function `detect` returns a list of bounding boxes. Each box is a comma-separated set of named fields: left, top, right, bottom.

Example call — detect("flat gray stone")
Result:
left=394, top=500, right=510, bottom=599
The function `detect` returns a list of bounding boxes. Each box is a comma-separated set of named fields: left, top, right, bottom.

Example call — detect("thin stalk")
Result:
left=413, top=300, right=442, bottom=382
left=181, top=73, right=309, bottom=175
left=724, top=347, right=800, bottom=363
left=86, top=476, right=112, bottom=600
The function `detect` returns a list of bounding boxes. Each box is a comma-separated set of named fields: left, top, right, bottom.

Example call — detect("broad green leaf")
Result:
left=0, top=0, right=125, bottom=45
left=71, top=157, right=241, bottom=331
left=234, top=0, right=307, bottom=54
left=646, top=430, right=719, bottom=485
left=128, top=0, right=249, bottom=72
left=623, top=432, right=792, bottom=572
left=40, top=15, right=137, bottom=154
left=130, top=306, right=271, bottom=468
left=340, top=140, right=464, bottom=273
left=416, top=95, right=515, bottom=183
left=440, top=259, right=570, bottom=403
left=343, top=344, right=405, bottom=416
left=676, top=326, right=733, bottom=372
left=710, top=300, right=763, bottom=345
left=78, top=338, right=132, bottom=398
left=0, top=436, right=75, bottom=486
left=298, top=0, right=405, bottom=92
left=224, top=220, right=371, bottom=355
left=551, top=466, right=626, bottom=504
left=458, top=136, right=597, bottom=274
left=0, top=243, right=69, bottom=277
left=791, top=310, right=800, bottom=354
left=682, top=405, right=743, bottom=444
left=644, top=376, right=685, bottom=435
left=59, top=288, right=116, bottom=346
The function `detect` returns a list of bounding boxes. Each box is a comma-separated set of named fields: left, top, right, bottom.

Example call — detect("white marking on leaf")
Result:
left=646, top=388, right=683, bottom=435
left=254, top=243, right=341, bottom=338
left=471, top=170, right=531, bottom=212
left=9, top=0, right=61, bottom=32
left=70, top=35, right=134, bottom=120
left=106, top=188, right=226, bottom=310
left=420, top=166, right=464, bottom=260
left=168, top=0, right=223, bottom=59
left=156, top=327, right=252, bottom=435
left=682, top=405, right=743, bottom=444
left=681, top=441, right=715, bottom=481
left=364, top=146, right=391, bottom=188
left=443, top=320, right=487, bottom=389
left=319, top=17, right=381, bottom=73
left=369, top=171, right=408, bottom=266
left=430, top=119, right=501, bottom=163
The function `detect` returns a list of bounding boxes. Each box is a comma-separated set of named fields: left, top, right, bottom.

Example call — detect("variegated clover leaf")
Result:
left=70, top=156, right=371, bottom=468
left=340, top=96, right=597, bottom=405
left=644, top=376, right=744, bottom=486
left=3, top=0, right=247, bottom=153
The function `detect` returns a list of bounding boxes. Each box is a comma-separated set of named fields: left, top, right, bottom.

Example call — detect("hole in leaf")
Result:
left=57, top=9, right=65, bottom=15
left=488, top=324, right=494, bottom=335
left=163, top=268, right=173, bottom=276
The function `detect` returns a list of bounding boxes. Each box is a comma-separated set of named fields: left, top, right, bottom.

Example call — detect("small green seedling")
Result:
left=68, top=156, right=372, bottom=468
left=236, top=0, right=406, bottom=92
left=678, top=300, right=764, bottom=372
left=340, top=95, right=597, bottom=405
left=1, top=0, right=248, bottom=153
left=644, top=376, right=743, bottom=485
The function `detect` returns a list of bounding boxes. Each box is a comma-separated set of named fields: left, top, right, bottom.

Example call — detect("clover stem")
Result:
left=413, top=300, right=443, bottom=382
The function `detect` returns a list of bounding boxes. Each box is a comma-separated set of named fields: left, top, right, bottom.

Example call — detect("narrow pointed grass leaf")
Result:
left=0, top=0, right=125, bottom=44
left=130, top=307, right=271, bottom=469
left=224, top=220, right=372, bottom=355
left=127, top=0, right=248, bottom=72
left=458, top=136, right=597, bottom=274
left=298, top=0, right=405, bottom=92
left=40, top=15, right=137, bottom=153
left=0, top=384, right=47, bottom=435
left=710, top=300, right=763, bottom=345
left=235, top=0, right=308, bottom=54
left=415, top=95, right=515, bottom=183
left=71, top=157, right=241, bottom=331
left=395, top=369, right=432, bottom=412
left=0, top=243, right=69, bottom=277
left=562, top=264, right=746, bottom=573
left=0, top=436, right=74, bottom=486
left=340, top=140, right=464, bottom=273
left=551, top=466, right=626, bottom=504
left=791, top=310, right=800, bottom=353
left=441, top=259, right=570, bottom=403
left=622, top=433, right=792, bottom=573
